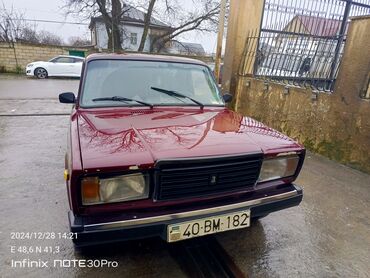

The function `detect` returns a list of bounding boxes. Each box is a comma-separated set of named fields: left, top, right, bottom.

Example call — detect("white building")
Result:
left=89, top=6, right=172, bottom=51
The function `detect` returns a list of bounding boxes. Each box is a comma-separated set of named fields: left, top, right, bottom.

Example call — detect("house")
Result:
left=164, top=41, right=206, bottom=56
left=259, top=15, right=343, bottom=77
left=276, top=15, right=342, bottom=53
left=89, top=5, right=172, bottom=51
left=89, top=5, right=206, bottom=55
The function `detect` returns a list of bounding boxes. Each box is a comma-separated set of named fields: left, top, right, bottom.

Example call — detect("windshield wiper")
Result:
left=150, top=87, right=204, bottom=109
left=92, top=96, right=153, bottom=109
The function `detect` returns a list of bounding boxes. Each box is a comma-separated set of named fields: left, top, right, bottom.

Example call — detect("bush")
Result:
left=15, top=65, right=23, bottom=74
left=0, top=65, right=6, bottom=73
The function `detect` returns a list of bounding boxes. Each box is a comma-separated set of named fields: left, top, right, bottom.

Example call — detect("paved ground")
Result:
left=0, top=75, right=369, bottom=278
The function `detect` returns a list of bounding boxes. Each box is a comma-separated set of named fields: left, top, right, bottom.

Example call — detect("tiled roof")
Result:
left=296, top=15, right=342, bottom=36
left=171, top=41, right=206, bottom=55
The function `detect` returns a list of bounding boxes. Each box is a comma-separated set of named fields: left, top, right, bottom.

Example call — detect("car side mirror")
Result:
left=222, top=93, right=233, bottom=103
left=59, top=92, right=76, bottom=104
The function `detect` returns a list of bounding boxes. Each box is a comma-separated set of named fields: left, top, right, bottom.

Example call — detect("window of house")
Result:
left=130, top=33, right=138, bottom=45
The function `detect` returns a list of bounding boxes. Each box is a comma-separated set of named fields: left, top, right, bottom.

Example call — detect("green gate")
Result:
left=68, top=50, right=86, bottom=57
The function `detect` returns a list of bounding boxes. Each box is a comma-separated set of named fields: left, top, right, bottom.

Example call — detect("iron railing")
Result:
left=249, top=0, right=370, bottom=91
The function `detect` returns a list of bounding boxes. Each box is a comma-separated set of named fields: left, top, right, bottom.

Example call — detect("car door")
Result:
left=48, top=57, right=75, bottom=76
left=71, top=58, right=84, bottom=77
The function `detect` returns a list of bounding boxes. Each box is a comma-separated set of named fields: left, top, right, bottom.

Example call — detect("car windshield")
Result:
left=80, top=60, right=224, bottom=108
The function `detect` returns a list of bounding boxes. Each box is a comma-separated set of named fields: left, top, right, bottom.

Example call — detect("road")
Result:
left=0, top=75, right=369, bottom=278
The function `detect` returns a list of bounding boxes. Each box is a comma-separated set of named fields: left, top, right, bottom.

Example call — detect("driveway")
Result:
left=0, top=76, right=369, bottom=278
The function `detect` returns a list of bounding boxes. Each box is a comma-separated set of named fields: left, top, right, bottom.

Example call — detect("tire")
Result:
left=34, top=67, right=48, bottom=79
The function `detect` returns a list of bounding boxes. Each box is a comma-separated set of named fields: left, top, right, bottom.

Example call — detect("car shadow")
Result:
left=214, top=219, right=270, bottom=277
left=72, top=220, right=268, bottom=277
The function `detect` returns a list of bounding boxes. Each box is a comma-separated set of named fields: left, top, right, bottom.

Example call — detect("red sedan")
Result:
left=59, top=53, right=305, bottom=246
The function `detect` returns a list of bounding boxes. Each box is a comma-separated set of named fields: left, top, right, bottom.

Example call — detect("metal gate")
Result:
left=248, top=0, right=370, bottom=91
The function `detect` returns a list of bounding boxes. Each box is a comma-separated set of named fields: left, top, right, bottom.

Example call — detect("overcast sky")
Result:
left=3, top=0, right=220, bottom=53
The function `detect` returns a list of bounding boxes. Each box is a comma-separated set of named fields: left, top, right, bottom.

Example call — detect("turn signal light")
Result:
left=64, top=170, right=69, bottom=181
left=81, top=177, right=100, bottom=204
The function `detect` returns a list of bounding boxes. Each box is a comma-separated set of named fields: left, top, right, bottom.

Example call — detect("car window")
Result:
left=73, top=58, right=84, bottom=63
left=80, top=60, right=224, bottom=108
left=52, top=57, right=74, bottom=63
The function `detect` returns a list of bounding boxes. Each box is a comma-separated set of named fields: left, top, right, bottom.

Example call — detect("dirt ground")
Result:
left=0, top=76, right=369, bottom=278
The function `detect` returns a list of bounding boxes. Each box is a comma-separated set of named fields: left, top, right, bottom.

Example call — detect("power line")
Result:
left=10, top=18, right=88, bottom=25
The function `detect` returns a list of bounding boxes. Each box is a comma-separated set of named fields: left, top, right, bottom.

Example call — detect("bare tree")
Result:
left=68, top=36, right=91, bottom=46
left=137, top=0, right=156, bottom=52
left=18, top=27, right=39, bottom=44
left=64, top=0, right=221, bottom=53
left=64, top=0, right=132, bottom=51
left=0, top=2, right=30, bottom=67
left=38, top=31, right=64, bottom=45
left=135, top=0, right=221, bottom=53
left=0, top=3, right=27, bottom=43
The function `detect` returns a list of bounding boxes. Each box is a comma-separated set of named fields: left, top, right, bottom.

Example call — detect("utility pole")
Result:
left=214, top=0, right=227, bottom=84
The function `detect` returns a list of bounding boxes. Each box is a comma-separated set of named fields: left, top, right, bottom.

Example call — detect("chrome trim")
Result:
left=276, top=152, right=298, bottom=157
left=84, top=189, right=299, bottom=231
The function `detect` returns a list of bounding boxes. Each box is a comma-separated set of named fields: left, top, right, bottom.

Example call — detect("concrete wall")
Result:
left=222, top=0, right=264, bottom=94
left=233, top=16, right=370, bottom=173
left=0, top=42, right=88, bottom=72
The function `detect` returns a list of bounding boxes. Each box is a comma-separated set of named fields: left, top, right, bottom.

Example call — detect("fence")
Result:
left=246, top=0, right=370, bottom=91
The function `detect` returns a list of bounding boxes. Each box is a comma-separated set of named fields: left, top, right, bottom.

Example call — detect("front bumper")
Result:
left=26, top=68, right=34, bottom=76
left=69, top=184, right=303, bottom=247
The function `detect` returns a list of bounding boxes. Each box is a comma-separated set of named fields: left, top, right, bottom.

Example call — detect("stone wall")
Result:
left=0, top=42, right=213, bottom=73
left=0, top=42, right=88, bottom=72
left=233, top=16, right=370, bottom=173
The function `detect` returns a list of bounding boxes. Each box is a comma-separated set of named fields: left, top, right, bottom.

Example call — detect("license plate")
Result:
left=167, top=210, right=250, bottom=242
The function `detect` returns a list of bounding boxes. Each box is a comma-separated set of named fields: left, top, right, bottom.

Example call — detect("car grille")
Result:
left=155, top=153, right=263, bottom=201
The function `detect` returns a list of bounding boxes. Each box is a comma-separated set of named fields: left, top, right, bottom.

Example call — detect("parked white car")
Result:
left=26, top=55, right=84, bottom=79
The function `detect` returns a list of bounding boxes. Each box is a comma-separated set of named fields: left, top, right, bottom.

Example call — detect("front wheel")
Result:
left=35, top=67, right=48, bottom=79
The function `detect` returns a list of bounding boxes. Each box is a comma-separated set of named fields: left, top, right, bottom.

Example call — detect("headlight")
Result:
left=81, top=173, right=149, bottom=205
left=27, top=64, right=34, bottom=67
left=258, top=155, right=299, bottom=183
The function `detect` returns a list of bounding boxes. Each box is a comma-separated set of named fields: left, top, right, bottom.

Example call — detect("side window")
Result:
left=73, top=58, right=83, bottom=63
left=55, top=57, right=74, bottom=63
left=130, top=33, right=138, bottom=45
left=49, top=57, right=59, bottom=63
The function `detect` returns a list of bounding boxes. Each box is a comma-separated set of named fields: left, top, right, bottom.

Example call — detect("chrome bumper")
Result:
left=70, top=184, right=303, bottom=234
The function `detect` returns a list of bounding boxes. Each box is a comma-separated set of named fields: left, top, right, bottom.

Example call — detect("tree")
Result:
left=0, top=3, right=28, bottom=43
left=138, top=0, right=221, bottom=53
left=137, top=0, right=156, bottom=52
left=65, top=0, right=222, bottom=53
left=65, top=0, right=131, bottom=51
left=68, top=36, right=91, bottom=46
left=18, top=27, right=40, bottom=44
left=0, top=2, right=30, bottom=67
left=38, top=31, right=64, bottom=45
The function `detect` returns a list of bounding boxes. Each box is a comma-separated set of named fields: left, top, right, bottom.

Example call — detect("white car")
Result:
left=26, top=55, right=84, bottom=79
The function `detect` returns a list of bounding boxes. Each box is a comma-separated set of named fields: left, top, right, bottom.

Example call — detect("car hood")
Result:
left=77, top=107, right=302, bottom=170
left=29, top=61, right=46, bottom=65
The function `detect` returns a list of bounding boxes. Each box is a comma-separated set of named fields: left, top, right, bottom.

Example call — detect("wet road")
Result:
left=0, top=76, right=369, bottom=277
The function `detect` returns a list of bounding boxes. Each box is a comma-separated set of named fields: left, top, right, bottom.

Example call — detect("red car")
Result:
left=59, top=54, right=305, bottom=246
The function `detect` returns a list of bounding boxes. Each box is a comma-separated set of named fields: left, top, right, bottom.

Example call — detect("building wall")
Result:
left=95, top=21, right=156, bottom=52
left=122, top=24, right=151, bottom=51
left=96, top=22, right=108, bottom=49
left=233, top=16, right=370, bottom=173
left=0, top=42, right=88, bottom=72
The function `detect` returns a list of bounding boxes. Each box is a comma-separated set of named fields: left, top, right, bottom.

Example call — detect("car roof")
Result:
left=85, top=53, right=207, bottom=66
left=55, top=55, right=85, bottom=60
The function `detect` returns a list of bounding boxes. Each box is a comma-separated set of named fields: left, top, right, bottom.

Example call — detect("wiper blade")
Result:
left=150, top=87, right=204, bottom=109
left=92, top=96, right=153, bottom=108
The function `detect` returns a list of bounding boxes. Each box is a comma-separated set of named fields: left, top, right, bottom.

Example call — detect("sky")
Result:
left=3, top=0, right=220, bottom=54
